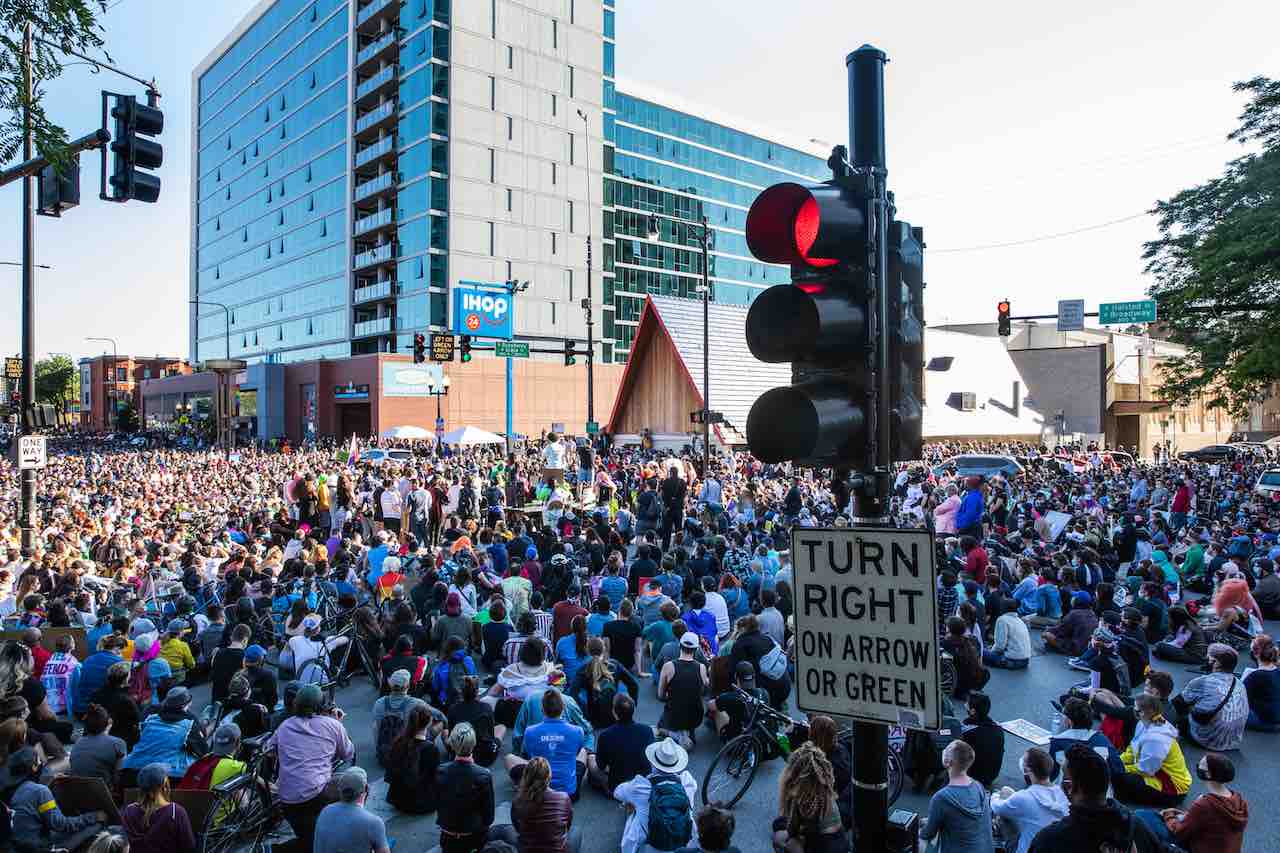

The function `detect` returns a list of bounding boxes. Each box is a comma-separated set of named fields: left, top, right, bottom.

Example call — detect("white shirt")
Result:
left=543, top=441, right=566, bottom=469
left=703, top=590, right=730, bottom=638
left=614, top=770, right=699, bottom=853
left=380, top=488, right=403, bottom=520
left=408, top=487, right=432, bottom=518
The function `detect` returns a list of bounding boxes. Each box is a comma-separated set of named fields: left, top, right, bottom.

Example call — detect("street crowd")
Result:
left=0, top=430, right=1274, bottom=853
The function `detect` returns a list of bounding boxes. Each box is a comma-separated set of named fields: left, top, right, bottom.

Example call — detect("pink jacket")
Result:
left=934, top=495, right=961, bottom=534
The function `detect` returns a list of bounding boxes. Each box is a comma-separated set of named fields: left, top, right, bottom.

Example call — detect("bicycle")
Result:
left=701, top=686, right=905, bottom=809
left=200, top=735, right=289, bottom=853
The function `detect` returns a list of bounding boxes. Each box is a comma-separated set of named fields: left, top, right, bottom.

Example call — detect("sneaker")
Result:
left=1066, top=657, right=1091, bottom=672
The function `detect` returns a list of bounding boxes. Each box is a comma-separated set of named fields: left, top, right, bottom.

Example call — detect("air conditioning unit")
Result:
left=959, top=392, right=977, bottom=411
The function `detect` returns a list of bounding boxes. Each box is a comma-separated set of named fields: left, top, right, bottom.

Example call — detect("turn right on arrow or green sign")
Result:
left=1099, top=300, right=1157, bottom=325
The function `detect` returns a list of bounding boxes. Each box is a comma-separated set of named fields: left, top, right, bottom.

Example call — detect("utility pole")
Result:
left=18, top=23, right=36, bottom=553
left=698, top=216, right=711, bottom=478
left=577, top=108, right=595, bottom=430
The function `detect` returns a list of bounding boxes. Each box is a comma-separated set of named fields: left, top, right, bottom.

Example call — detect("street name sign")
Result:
left=1057, top=299, right=1085, bottom=332
left=792, top=527, right=941, bottom=730
left=1099, top=300, right=1157, bottom=325
left=586, top=421, right=600, bottom=434
left=494, top=341, right=530, bottom=358
left=17, top=435, right=46, bottom=470
left=429, top=333, right=456, bottom=362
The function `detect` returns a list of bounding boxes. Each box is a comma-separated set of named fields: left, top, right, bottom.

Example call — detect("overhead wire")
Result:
left=930, top=211, right=1151, bottom=253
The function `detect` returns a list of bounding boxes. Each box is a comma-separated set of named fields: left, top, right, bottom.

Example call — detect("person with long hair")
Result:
left=807, top=715, right=852, bottom=830
left=447, top=675, right=503, bottom=766
left=772, top=743, right=849, bottom=853
left=120, top=763, right=197, bottom=853
left=556, top=615, right=590, bottom=686
left=508, top=754, right=580, bottom=853
left=941, top=616, right=986, bottom=700
left=386, top=705, right=442, bottom=814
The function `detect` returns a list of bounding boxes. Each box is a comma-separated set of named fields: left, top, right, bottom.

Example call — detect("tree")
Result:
left=0, top=1, right=110, bottom=168
left=115, top=398, right=136, bottom=432
left=1143, top=76, right=1280, bottom=417
left=34, top=353, right=76, bottom=413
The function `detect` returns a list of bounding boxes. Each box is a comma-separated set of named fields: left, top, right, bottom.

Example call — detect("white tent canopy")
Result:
left=440, top=425, right=505, bottom=445
left=381, top=425, right=434, bottom=440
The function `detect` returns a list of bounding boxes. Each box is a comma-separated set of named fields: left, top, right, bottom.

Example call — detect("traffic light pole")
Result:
left=18, top=23, right=36, bottom=553
left=848, top=44, right=892, bottom=853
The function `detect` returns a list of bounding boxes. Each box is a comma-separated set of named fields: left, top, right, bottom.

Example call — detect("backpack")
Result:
left=128, top=659, right=152, bottom=706
left=376, top=707, right=407, bottom=767
left=177, top=754, right=223, bottom=790
left=587, top=679, right=619, bottom=729
left=432, top=656, right=471, bottom=707
left=646, top=772, right=693, bottom=851
left=759, top=640, right=788, bottom=680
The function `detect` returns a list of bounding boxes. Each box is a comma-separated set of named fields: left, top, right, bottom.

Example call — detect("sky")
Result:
left=1, top=0, right=1277, bottom=363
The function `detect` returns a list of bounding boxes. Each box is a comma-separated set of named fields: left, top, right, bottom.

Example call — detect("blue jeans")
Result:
left=983, top=649, right=1028, bottom=669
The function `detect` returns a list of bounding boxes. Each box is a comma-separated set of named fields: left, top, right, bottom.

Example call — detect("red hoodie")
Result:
left=1171, top=791, right=1249, bottom=853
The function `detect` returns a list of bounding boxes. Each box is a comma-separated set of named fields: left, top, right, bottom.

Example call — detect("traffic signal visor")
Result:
left=744, top=182, right=865, bottom=268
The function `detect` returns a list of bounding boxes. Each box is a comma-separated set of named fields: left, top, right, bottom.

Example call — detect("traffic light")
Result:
left=412, top=333, right=426, bottom=364
left=459, top=334, right=473, bottom=363
left=564, top=339, right=578, bottom=366
left=742, top=179, right=872, bottom=467
left=997, top=299, right=1011, bottom=337
left=106, top=93, right=163, bottom=203
left=887, top=220, right=925, bottom=463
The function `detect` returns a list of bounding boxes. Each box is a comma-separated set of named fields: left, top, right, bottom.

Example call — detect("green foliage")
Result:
left=115, top=398, right=136, bottom=432
left=0, top=0, right=109, bottom=169
left=33, top=353, right=76, bottom=409
left=1144, top=77, right=1280, bottom=418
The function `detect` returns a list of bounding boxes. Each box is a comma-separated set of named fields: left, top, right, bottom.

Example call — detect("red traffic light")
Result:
left=997, top=301, right=1010, bottom=315
left=745, top=182, right=866, bottom=268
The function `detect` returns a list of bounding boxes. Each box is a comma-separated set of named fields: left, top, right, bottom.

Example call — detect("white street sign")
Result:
left=17, top=435, right=46, bottom=470
left=792, top=527, right=942, bottom=730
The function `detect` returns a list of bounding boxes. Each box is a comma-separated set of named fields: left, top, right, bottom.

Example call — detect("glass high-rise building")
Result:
left=190, top=0, right=823, bottom=366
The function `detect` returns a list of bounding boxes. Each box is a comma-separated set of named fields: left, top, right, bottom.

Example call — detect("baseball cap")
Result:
left=679, top=631, right=699, bottom=650
left=244, top=644, right=266, bottom=663
left=211, top=722, right=241, bottom=756
left=162, top=687, right=192, bottom=711
left=137, top=763, right=168, bottom=790
left=734, top=660, right=756, bottom=683
left=388, top=668, right=412, bottom=690
left=302, top=615, right=321, bottom=632
left=1093, top=625, right=1117, bottom=647
left=167, top=618, right=187, bottom=634
left=337, top=766, right=369, bottom=800
left=1072, top=591, right=1093, bottom=606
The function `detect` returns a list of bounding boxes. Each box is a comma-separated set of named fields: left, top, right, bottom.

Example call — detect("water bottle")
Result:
left=1049, top=710, right=1063, bottom=734
left=776, top=732, right=792, bottom=756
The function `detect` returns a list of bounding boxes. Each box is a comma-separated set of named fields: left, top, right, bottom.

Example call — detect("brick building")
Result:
left=79, top=355, right=190, bottom=431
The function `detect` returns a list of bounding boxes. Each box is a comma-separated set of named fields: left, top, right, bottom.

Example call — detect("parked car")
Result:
left=361, top=448, right=415, bottom=465
left=1179, top=444, right=1238, bottom=462
left=1255, top=469, right=1280, bottom=499
left=932, top=454, right=1024, bottom=480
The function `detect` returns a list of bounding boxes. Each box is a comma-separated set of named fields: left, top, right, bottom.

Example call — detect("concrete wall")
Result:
left=1008, top=345, right=1105, bottom=438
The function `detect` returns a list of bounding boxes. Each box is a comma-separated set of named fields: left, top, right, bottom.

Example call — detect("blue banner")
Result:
left=452, top=282, right=513, bottom=340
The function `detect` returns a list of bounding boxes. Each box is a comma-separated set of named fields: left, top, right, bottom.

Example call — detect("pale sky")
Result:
left=1, top=0, right=1277, bottom=362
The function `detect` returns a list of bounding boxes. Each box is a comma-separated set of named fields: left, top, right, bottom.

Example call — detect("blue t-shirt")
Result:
left=586, top=612, right=612, bottom=637
left=488, top=543, right=510, bottom=577
left=600, top=576, right=628, bottom=610
left=523, top=717, right=585, bottom=794
left=556, top=635, right=587, bottom=686
left=366, top=544, right=390, bottom=586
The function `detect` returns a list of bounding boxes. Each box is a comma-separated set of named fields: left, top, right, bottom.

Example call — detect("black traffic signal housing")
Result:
left=564, top=339, right=578, bottom=366
left=997, top=300, right=1011, bottom=337
left=459, top=334, right=473, bottom=363
left=412, top=333, right=426, bottom=364
left=104, top=92, right=163, bottom=203
left=742, top=178, right=872, bottom=468
left=887, top=220, right=925, bottom=463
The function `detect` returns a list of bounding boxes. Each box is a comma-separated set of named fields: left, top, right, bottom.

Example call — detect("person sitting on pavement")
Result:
left=120, top=762, right=198, bottom=853
left=385, top=704, right=442, bottom=815
left=380, top=634, right=428, bottom=694
left=678, top=805, right=741, bottom=853
left=486, top=636, right=564, bottom=730
left=505, top=688, right=588, bottom=801
left=447, top=675, right=503, bottom=766
left=208, top=623, right=250, bottom=704
left=73, top=633, right=126, bottom=717
left=68, top=702, right=127, bottom=789
left=121, top=686, right=207, bottom=786
left=806, top=715, right=853, bottom=830
left=1112, top=693, right=1191, bottom=808
left=1243, top=634, right=1280, bottom=732
left=921, top=739, right=994, bottom=853
left=373, top=668, right=441, bottom=767
left=501, top=755, right=582, bottom=853
left=1144, top=752, right=1249, bottom=853
left=569, top=637, right=639, bottom=729
left=615, top=736, right=699, bottom=853
left=708, top=660, right=770, bottom=741
left=88, top=660, right=141, bottom=749
left=1048, top=697, right=1125, bottom=781
left=1029, top=744, right=1163, bottom=853
left=992, top=747, right=1070, bottom=853
left=1171, top=643, right=1248, bottom=751
left=241, top=644, right=278, bottom=712
left=961, top=691, right=1005, bottom=790
left=942, top=616, right=987, bottom=701
left=315, top=766, right=392, bottom=853
left=726, top=613, right=789, bottom=710
left=983, top=601, right=1031, bottom=670
left=587, top=693, right=654, bottom=795
left=1152, top=605, right=1208, bottom=665
left=1043, top=592, right=1098, bottom=656
left=771, top=742, right=850, bottom=853
left=1021, top=566, right=1063, bottom=628
left=216, top=672, right=270, bottom=739
left=5, top=745, right=106, bottom=853
left=158, top=619, right=196, bottom=684
left=433, top=723, right=497, bottom=853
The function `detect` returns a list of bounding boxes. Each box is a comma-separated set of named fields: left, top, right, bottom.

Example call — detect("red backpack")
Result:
left=178, top=755, right=222, bottom=790
left=127, top=661, right=151, bottom=706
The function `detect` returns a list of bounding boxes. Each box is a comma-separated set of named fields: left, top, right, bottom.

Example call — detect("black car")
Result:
left=1179, top=444, right=1237, bottom=462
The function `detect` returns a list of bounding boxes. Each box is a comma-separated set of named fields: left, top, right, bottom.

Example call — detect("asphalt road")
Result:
left=185, top=618, right=1280, bottom=853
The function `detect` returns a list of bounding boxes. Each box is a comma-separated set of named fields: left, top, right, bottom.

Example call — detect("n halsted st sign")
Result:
left=792, top=527, right=942, bottom=730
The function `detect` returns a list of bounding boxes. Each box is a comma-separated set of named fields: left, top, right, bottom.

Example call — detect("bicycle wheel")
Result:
left=886, top=746, right=905, bottom=807
left=701, top=733, right=761, bottom=808
left=202, top=774, right=271, bottom=853
left=939, top=656, right=956, bottom=698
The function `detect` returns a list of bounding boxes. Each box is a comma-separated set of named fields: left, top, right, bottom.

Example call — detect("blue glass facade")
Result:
left=193, top=0, right=452, bottom=364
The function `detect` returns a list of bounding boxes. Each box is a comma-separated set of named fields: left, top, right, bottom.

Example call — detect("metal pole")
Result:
left=506, top=355, right=513, bottom=456
left=18, top=23, right=35, bottom=553
left=847, top=43, right=891, bottom=853
left=190, top=299, right=231, bottom=361
left=700, top=217, right=710, bottom=478
left=578, top=109, right=595, bottom=429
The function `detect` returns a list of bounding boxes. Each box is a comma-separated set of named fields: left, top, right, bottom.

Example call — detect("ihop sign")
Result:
left=452, top=282, right=513, bottom=340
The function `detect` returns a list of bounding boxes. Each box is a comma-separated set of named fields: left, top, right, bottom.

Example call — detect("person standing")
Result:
left=660, top=467, right=687, bottom=550
left=955, top=477, right=985, bottom=540
left=657, top=633, right=708, bottom=748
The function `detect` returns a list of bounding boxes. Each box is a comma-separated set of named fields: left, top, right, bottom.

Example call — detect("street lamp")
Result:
left=576, top=107, right=596, bottom=431
left=426, top=374, right=451, bottom=455
left=647, top=211, right=714, bottom=477
left=86, top=336, right=118, bottom=431
left=189, top=299, right=231, bottom=361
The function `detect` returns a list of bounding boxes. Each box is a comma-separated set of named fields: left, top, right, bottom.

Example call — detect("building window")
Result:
left=507, top=115, right=513, bottom=140
left=506, top=259, right=513, bottom=280
left=491, top=0, right=496, bottom=37
left=489, top=148, right=495, bottom=182
left=568, top=200, right=574, bottom=233
left=568, top=65, right=574, bottom=98
left=552, top=18, right=558, bottom=49
left=551, top=301, right=557, bottom=325
left=570, top=0, right=575, bottom=23
left=551, top=162, right=557, bottom=185
left=551, top=231, right=557, bottom=254
left=551, top=93, right=557, bottom=116
left=489, top=221, right=495, bottom=256
left=489, top=76, right=496, bottom=110
left=507, top=45, right=513, bottom=69
left=567, top=268, right=574, bottom=301
left=506, top=188, right=513, bottom=211
left=568, top=132, right=574, bottom=165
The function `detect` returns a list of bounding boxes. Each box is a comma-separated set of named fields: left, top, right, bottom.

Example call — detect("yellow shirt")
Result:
left=159, top=637, right=195, bottom=673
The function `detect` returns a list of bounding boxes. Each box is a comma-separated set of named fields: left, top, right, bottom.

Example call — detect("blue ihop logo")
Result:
left=452, top=283, right=513, bottom=340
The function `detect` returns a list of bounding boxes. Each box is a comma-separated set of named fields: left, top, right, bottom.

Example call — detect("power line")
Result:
left=931, top=211, right=1151, bottom=254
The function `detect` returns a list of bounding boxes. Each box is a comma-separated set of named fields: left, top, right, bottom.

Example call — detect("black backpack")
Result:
left=376, top=707, right=407, bottom=767
left=587, top=679, right=619, bottom=729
